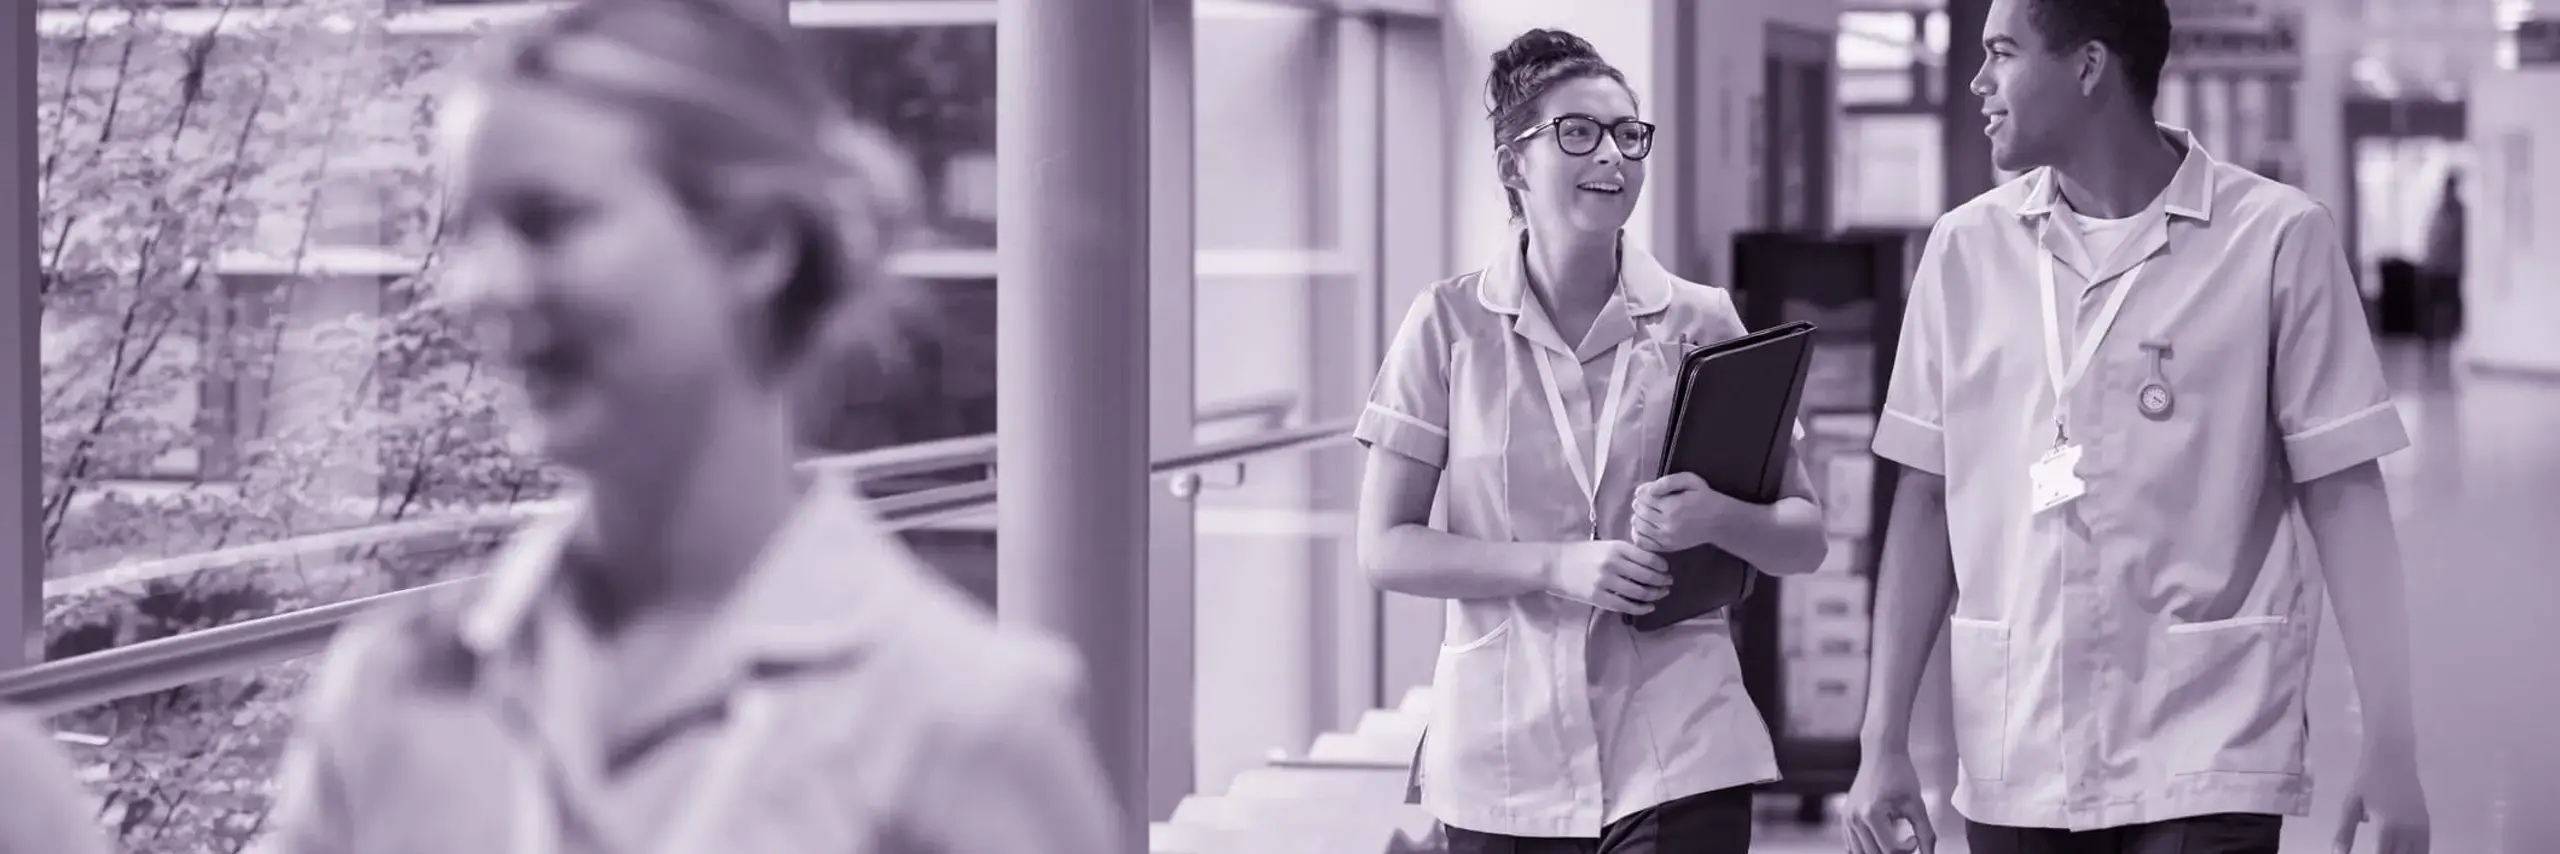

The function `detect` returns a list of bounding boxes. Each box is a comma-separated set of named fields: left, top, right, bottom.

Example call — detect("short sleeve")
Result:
left=901, top=643, right=1123, bottom=854
left=1354, top=288, right=1456, bottom=467
left=1872, top=222, right=1954, bottom=476
left=2269, top=205, right=2409, bottom=482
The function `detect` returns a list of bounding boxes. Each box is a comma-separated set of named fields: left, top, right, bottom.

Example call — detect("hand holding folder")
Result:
left=1625, top=320, right=1818, bottom=632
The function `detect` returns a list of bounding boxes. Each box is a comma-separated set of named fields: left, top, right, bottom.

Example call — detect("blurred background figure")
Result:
left=2419, top=172, right=2466, bottom=346
left=254, top=0, right=1120, bottom=852
left=0, top=710, right=114, bottom=854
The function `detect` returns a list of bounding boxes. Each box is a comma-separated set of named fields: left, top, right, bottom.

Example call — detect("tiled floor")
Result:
left=1748, top=343, right=2560, bottom=853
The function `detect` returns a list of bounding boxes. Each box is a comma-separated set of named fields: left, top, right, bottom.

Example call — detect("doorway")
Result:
left=2343, top=97, right=2469, bottom=342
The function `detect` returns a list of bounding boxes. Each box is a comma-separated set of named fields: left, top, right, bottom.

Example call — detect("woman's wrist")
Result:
left=1695, top=496, right=1772, bottom=547
left=1525, top=541, right=1566, bottom=595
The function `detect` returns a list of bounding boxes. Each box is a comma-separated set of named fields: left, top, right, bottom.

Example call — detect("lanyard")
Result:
left=1531, top=339, right=1635, bottom=539
left=2035, top=227, right=2150, bottom=444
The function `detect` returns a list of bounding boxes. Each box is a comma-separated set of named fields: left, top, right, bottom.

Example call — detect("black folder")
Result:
left=1627, top=320, right=1818, bottom=632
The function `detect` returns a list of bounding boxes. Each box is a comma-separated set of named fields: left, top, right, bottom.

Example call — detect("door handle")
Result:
left=1167, top=462, right=1248, bottom=499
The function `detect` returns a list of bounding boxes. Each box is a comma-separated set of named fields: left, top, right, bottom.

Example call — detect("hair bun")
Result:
left=1492, top=29, right=1598, bottom=78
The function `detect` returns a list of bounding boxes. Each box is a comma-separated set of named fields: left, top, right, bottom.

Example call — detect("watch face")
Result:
left=2139, top=384, right=2172, bottom=416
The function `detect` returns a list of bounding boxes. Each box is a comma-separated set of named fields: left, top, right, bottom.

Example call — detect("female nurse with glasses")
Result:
left=1352, top=27, right=1832, bottom=854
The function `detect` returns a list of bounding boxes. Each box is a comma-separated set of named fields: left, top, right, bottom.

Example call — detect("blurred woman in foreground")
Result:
left=0, top=710, right=113, bottom=854
left=265, top=1, right=1120, bottom=851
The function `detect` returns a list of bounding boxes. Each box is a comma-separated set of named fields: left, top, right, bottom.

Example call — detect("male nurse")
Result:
left=1840, top=1, right=2433, bottom=853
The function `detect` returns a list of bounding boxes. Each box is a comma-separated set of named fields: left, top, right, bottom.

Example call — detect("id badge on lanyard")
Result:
left=2031, top=233, right=2149, bottom=516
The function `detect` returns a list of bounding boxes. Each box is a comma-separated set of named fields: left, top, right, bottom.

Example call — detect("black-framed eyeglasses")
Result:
left=1512, top=114, right=1656, bottom=161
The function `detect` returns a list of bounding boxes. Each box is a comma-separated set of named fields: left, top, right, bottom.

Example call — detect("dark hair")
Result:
left=2028, top=0, right=2173, bottom=108
left=1484, top=29, right=1632, bottom=221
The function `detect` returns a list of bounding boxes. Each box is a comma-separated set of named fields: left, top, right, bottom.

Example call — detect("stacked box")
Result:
left=1779, top=411, right=1881, bottom=741
left=1786, top=655, right=1869, bottom=739
left=1780, top=572, right=1873, bottom=740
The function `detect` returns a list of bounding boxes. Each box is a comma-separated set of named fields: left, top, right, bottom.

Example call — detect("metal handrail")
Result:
left=1265, top=757, right=1411, bottom=771
left=41, top=390, right=1296, bottom=600
left=0, top=417, right=1353, bottom=715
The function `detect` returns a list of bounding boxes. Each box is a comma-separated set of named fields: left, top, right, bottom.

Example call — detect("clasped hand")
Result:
left=1630, top=472, right=1748, bottom=554
left=1546, top=474, right=1750, bottom=615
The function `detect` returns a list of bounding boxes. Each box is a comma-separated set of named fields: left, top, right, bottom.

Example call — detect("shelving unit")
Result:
left=1725, top=228, right=1918, bottom=821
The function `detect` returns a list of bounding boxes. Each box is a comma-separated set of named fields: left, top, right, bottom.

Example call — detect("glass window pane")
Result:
left=29, top=2, right=1004, bottom=651
left=50, top=659, right=317, bottom=854
left=1194, top=6, right=1338, bottom=255
left=1191, top=4, right=1350, bottom=418
left=792, top=23, right=1000, bottom=454
left=1838, top=11, right=1920, bottom=71
left=795, top=24, right=998, bottom=251
left=1187, top=4, right=1365, bottom=803
left=1837, top=112, right=1944, bottom=229
left=1840, top=69, right=1918, bottom=106
left=35, top=4, right=541, bottom=614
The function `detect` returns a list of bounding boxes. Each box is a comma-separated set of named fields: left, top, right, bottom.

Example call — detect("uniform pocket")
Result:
left=1946, top=617, right=2010, bottom=782
left=2155, top=616, right=2309, bottom=776
left=1423, top=617, right=1516, bottom=806
left=1440, top=618, right=1512, bottom=654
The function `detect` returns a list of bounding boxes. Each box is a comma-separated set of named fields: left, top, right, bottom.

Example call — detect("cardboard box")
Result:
left=1789, top=614, right=1871, bottom=659
left=1785, top=654, right=1870, bottom=739
left=1786, top=573, right=1871, bottom=623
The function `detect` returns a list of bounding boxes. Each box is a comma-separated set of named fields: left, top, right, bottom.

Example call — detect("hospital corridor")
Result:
left=4, top=0, right=2559, bottom=852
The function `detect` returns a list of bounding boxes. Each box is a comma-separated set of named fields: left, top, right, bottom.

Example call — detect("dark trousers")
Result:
left=1442, top=786, right=1753, bottom=854
left=1966, top=814, right=2282, bottom=854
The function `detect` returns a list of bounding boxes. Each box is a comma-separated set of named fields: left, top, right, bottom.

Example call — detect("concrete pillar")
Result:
left=1144, top=0, right=1198, bottom=822
left=1941, top=0, right=1996, bottom=208
left=4, top=0, right=38, bottom=670
left=1374, top=14, right=1449, bottom=710
left=995, top=0, right=1151, bottom=841
left=1325, top=13, right=1387, bottom=731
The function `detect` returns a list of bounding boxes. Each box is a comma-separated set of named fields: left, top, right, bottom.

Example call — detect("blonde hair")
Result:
left=448, top=0, right=934, bottom=438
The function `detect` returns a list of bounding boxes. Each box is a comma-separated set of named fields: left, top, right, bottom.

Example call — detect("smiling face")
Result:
left=1972, top=0, right=2100, bottom=173
left=1499, top=75, right=1648, bottom=236
left=447, top=83, right=782, bottom=480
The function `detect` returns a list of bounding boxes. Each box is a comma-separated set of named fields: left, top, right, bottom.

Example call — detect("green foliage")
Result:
left=34, top=1, right=538, bottom=849
left=36, top=0, right=534, bottom=574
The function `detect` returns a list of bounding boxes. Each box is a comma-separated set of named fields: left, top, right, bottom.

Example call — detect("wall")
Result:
left=2459, top=65, right=2560, bottom=375
left=1686, top=0, right=1844, bottom=286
